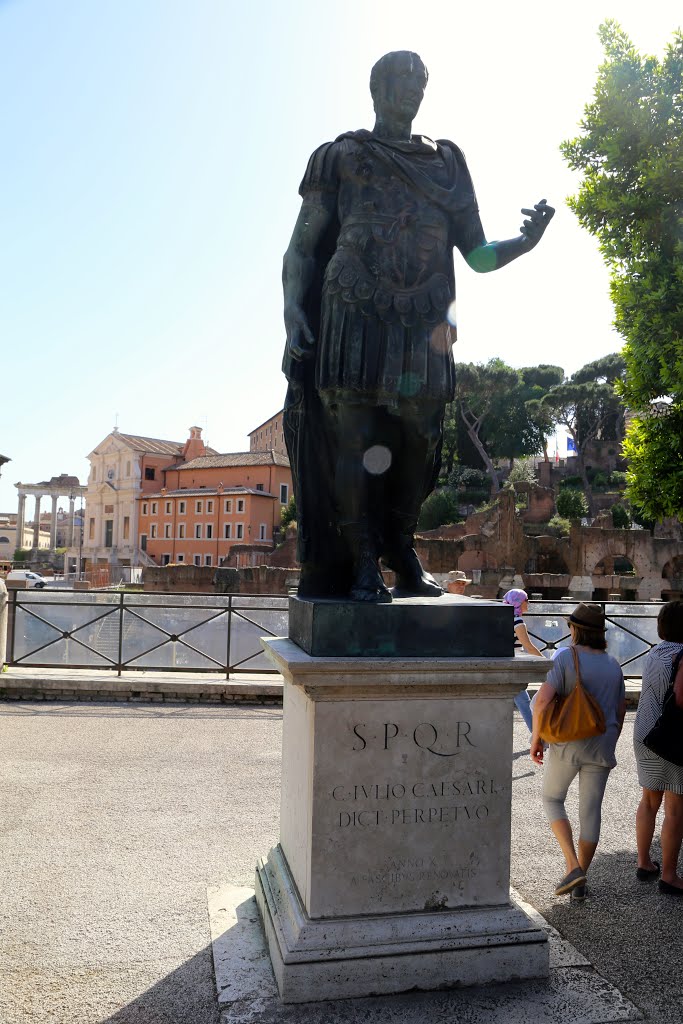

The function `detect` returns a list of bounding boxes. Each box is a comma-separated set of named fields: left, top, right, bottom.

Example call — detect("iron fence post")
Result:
left=117, top=591, right=124, bottom=676
left=8, top=588, right=17, bottom=665
left=0, top=580, right=7, bottom=668
left=226, top=594, right=233, bottom=679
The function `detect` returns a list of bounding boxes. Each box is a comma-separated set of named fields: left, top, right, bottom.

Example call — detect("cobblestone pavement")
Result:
left=0, top=703, right=680, bottom=1024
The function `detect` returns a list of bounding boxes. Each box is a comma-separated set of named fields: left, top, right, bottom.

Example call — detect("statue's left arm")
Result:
left=464, top=199, right=555, bottom=273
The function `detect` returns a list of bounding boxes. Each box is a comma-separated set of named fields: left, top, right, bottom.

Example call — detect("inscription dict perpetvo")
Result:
left=333, top=778, right=500, bottom=828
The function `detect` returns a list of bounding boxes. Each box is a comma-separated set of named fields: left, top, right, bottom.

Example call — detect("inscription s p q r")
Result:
left=352, top=721, right=474, bottom=757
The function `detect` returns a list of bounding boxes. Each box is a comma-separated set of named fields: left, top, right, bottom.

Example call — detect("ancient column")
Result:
left=15, top=492, right=26, bottom=552
left=68, top=497, right=75, bottom=548
left=50, top=494, right=59, bottom=551
left=32, top=495, right=42, bottom=550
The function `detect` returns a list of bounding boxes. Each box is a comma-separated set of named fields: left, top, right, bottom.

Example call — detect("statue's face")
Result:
left=374, top=53, right=427, bottom=122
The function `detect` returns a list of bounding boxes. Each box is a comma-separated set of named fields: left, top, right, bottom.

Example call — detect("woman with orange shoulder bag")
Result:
left=530, top=603, right=626, bottom=900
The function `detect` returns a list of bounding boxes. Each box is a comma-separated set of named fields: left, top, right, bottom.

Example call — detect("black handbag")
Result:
left=643, top=650, right=683, bottom=766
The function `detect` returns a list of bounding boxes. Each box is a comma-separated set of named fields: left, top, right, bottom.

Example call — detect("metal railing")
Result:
left=6, top=594, right=662, bottom=680
left=7, top=590, right=288, bottom=677
left=522, top=601, right=661, bottom=679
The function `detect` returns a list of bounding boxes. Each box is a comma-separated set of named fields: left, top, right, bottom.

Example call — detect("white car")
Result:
left=6, top=569, right=50, bottom=589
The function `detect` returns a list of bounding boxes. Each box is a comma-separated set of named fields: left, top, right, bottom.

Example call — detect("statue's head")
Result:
left=370, top=51, right=428, bottom=121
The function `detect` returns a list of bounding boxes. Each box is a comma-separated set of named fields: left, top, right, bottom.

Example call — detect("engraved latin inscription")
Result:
left=332, top=777, right=500, bottom=828
left=336, top=720, right=498, bottom=829
left=311, top=702, right=512, bottom=913
left=352, top=720, right=474, bottom=755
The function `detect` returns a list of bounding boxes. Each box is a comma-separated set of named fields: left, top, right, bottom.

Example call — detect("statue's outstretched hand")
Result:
left=285, top=304, right=316, bottom=362
left=520, top=199, right=555, bottom=249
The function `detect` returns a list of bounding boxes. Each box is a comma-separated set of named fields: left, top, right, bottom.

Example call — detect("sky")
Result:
left=0, top=0, right=680, bottom=514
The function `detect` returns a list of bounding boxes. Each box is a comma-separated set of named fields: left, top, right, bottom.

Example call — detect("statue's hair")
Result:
left=369, top=51, right=428, bottom=103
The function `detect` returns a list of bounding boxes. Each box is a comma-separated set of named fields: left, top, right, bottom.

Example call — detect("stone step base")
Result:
left=255, top=845, right=548, bottom=1003
left=0, top=669, right=283, bottom=704
left=0, top=669, right=642, bottom=707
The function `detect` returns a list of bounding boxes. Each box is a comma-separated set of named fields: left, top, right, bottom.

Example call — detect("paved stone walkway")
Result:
left=0, top=702, right=679, bottom=1024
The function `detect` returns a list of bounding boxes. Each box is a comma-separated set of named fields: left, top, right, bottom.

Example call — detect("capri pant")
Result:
left=542, top=751, right=611, bottom=844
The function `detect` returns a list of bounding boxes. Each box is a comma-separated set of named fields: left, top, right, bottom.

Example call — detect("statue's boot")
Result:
left=382, top=512, right=443, bottom=597
left=342, top=525, right=392, bottom=603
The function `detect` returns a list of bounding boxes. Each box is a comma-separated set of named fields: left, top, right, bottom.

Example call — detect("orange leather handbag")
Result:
left=538, top=646, right=606, bottom=744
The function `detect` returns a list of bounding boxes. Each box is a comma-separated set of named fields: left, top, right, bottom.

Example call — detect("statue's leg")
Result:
left=323, top=398, right=392, bottom=603
left=381, top=400, right=444, bottom=597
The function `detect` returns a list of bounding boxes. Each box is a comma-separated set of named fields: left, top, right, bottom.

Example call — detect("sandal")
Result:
left=658, top=880, right=683, bottom=896
left=555, top=867, right=587, bottom=896
left=636, top=862, right=660, bottom=881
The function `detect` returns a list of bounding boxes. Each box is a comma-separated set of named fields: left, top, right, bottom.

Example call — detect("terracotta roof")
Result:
left=174, top=450, right=290, bottom=470
left=115, top=433, right=185, bottom=456
left=100, top=433, right=220, bottom=458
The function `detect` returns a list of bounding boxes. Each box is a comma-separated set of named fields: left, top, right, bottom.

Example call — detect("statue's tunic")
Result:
left=295, top=130, right=486, bottom=408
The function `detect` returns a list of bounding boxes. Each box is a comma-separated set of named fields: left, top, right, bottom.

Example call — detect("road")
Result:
left=0, top=703, right=680, bottom=1024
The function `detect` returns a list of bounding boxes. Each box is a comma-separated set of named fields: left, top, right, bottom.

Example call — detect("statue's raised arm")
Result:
left=465, top=199, right=555, bottom=273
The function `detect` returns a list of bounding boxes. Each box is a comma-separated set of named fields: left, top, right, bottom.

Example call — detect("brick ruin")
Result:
left=142, top=484, right=682, bottom=602
left=415, top=487, right=683, bottom=602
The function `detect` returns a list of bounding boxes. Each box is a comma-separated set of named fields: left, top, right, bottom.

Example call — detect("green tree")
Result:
left=622, top=407, right=683, bottom=519
left=439, top=401, right=460, bottom=481
left=547, top=515, right=572, bottom=537
left=611, top=503, right=631, bottom=529
left=561, top=21, right=683, bottom=519
left=518, top=365, right=565, bottom=460
left=506, top=458, right=538, bottom=485
left=454, top=359, right=555, bottom=493
left=556, top=488, right=589, bottom=519
left=455, top=360, right=520, bottom=492
left=529, top=354, right=626, bottom=514
left=280, top=494, right=297, bottom=529
left=417, top=490, right=461, bottom=531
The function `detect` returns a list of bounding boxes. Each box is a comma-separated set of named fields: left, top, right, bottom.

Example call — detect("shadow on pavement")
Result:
left=101, top=946, right=221, bottom=1024
left=539, top=844, right=681, bottom=1023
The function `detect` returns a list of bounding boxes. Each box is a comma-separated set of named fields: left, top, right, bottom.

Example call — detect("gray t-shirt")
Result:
left=546, top=646, right=625, bottom=767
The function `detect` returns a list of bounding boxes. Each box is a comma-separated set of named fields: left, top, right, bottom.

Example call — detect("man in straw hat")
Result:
left=446, top=569, right=472, bottom=596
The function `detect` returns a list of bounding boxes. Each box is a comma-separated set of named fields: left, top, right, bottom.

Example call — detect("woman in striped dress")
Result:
left=634, top=600, right=683, bottom=896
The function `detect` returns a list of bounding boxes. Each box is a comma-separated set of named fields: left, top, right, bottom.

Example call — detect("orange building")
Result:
left=138, top=449, right=292, bottom=566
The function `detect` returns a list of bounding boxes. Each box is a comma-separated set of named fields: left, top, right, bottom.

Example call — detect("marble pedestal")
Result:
left=256, top=637, right=550, bottom=1003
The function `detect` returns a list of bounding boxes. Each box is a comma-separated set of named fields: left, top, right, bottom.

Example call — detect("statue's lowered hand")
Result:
left=519, top=199, right=555, bottom=249
left=285, top=304, right=316, bottom=362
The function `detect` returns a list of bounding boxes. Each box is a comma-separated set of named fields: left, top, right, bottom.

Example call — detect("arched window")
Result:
left=594, top=555, right=636, bottom=576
